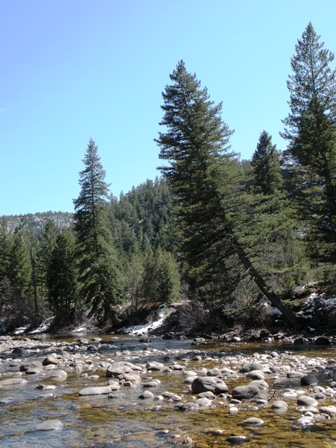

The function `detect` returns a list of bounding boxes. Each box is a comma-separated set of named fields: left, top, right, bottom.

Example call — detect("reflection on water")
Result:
left=1, top=335, right=336, bottom=447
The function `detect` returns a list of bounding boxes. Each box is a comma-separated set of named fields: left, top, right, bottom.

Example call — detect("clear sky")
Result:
left=1, top=0, right=336, bottom=216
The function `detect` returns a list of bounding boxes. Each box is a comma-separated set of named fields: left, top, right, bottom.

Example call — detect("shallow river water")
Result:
left=1, top=334, right=336, bottom=447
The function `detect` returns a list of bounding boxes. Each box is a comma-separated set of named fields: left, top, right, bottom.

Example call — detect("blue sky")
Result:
left=1, top=0, right=336, bottom=215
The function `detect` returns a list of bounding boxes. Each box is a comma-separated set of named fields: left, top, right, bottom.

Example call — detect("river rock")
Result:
left=249, top=379, right=269, bottom=390
left=295, top=415, right=314, bottom=429
left=287, top=371, right=304, bottom=378
left=297, top=395, right=319, bottom=407
left=106, top=362, right=134, bottom=378
left=246, top=370, right=265, bottom=380
left=0, top=377, right=28, bottom=387
left=35, top=419, right=64, bottom=431
left=107, top=380, right=121, bottom=390
left=241, top=417, right=264, bottom=426
left=79, top=385, right=112, bottom=396
left=207, top=368, right=223, bottom=377
left=301, top=374, right=318, bottom=386
left=162, top=391, right=182, bottom=402
left=177, top=402, right=199, bottom=411
left=143, top=379, right=161, bottom=388
left=239, top=362, right=262, bottom=373
left=319, top=405, right=336, bottom=417
left=121, top=373, right=142, bottom=385
left=273, top=377, right=301, bottom=388
left=91, top=337, right=102, bottom=343
left=47, top=369, right=67, bottom=381
left=20, top=361, right=43, bottom=372
left=42, top=355, right=59, bottom=366
left=35, top=384, right=57, bottom=390
left=315, top=336, right=330, bottom=346
left=231, top=384, right=261, bottom=400
left=146, top=361, right=166, bottom=371
left=271, top=400, right=288, bottom=412
left=226, top=435, right=249, bottom=444
left=139, top=390, right=154, bottom=399
left=196, top=397, right=213, bottom=408
left=229, top=406, right=239, bottom=415
left=198, top=391, right=216, bottom=400
left=191, top=377, right=228, bottom=395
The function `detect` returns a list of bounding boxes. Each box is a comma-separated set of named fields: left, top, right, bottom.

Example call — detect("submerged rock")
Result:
left=0, top=378, right=28, bottom=387
left=35, top=419, right=64, bottom=431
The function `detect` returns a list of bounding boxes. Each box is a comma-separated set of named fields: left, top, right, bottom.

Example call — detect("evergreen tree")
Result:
left=156, top=60, right=236, bottom=293
left=157, top=60, right=298, bottom=327
left=47, top=231, right=77, bottom=326
left=125, top=252, right=145, bottom=310
left=4, top=228, right=33, bottom=328
left=0, top=219, right=11, bottom=285
left=7, top=229, right=32, bottom=299
left=74, top=139, right=122, bottom=324
left=251, top=131, right=282, bottom=195
left=282, top=22, right=336, bottom=262
left=143, top=248, right=180, bottom=304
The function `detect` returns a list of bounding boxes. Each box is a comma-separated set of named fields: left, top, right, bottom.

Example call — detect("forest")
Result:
left=1, top=23, right=336, bottom=334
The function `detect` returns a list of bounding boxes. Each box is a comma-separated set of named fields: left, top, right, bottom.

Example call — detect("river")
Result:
left=1, top=334, right=336, bottom=447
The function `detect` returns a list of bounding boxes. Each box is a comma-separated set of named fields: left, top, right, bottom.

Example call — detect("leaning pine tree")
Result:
left=156, top=60, right=298, bottom=327
left=74, top=138, right=122, bottom=324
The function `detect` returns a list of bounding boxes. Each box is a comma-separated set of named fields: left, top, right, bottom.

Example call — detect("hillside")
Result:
left=1, top=211, right=73, bottom=232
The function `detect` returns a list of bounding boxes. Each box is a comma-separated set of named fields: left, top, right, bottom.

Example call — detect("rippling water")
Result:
left=1, top=335, right=336, bottom=447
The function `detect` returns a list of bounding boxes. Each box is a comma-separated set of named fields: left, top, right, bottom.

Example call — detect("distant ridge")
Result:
left=0, top=211, right=73, bottom=232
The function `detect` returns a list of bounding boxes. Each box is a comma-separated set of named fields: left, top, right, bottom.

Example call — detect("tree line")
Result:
left=1, top=23, right=335, bottom=332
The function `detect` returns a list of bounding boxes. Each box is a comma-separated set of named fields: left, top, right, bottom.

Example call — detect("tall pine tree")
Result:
left=74, top=139, right=122, bottom=324
left=156, top=60, right=237, bottom=295
left=282, top=22, right=336, bottom=263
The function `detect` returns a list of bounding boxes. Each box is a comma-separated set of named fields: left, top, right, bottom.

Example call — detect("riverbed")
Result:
left=1, top=334, right=336, bottom=447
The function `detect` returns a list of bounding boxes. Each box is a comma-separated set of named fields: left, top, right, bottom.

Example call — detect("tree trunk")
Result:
left=232, top=237, right=299, bottom=329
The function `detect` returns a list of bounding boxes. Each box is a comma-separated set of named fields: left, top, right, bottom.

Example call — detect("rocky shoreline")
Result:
left=1, top=333, right=336, bottom=446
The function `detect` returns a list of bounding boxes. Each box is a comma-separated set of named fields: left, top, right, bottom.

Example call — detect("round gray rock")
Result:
left=231, top=384, right=261, bottom=400
left=191, top=377, right=228, bottom=395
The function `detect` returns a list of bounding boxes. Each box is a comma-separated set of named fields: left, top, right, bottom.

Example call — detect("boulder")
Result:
left=191, top=377, right=228, bottom=395
left=301, top=374, right=318, bottom=386
left=231, top=384, right=261, bottom=400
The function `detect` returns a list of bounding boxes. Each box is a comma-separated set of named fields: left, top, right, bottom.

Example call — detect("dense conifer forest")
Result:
left=1, top=23, right=336, bottom=333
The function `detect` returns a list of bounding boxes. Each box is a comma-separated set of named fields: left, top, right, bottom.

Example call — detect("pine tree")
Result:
left=156, top=60, right=236, bottom=292
left=74, top=139, right=122, bottom=324
left=282, top=22, right=336, bottom=262
left=143, top=248, right=180, bottom=304
left=8, top=229, right=32, bottom=299
left=47, top=231, right=77, bottom=326
left=0, top=219, right=11, bottom=286
left=251, top=131, right=282, bottom=195
left=157, top=60, right=298, bottom=327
